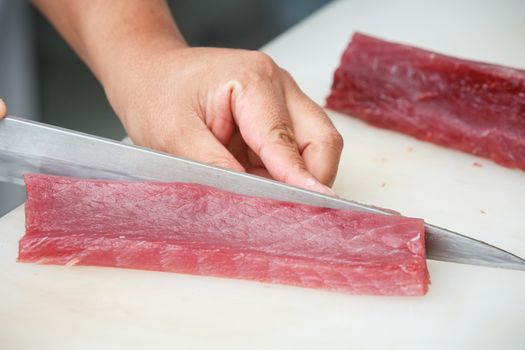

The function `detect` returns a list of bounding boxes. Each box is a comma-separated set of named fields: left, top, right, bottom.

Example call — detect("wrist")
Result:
left=97, top=33, right=187, bottom=88
left=97, top=34, right=189, bottom=134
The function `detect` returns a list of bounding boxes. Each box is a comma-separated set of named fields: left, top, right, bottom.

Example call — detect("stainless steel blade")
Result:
left=1, top=115, right=524, bottom=271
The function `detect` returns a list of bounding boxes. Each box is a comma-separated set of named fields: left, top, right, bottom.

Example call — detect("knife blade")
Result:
left=1, top=115, right=524, bottom=271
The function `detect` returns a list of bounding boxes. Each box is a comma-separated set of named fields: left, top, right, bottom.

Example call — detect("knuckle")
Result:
left=331, top=130, right=345, bottom=150
left=244, top=50, right=279, bottom=80
left=268, top=121, right=296, bottom=146
left=279, top=68, right=293, bottom=80
left=322, top=129, right=344, bottom=151
left=258, top=121, right=300, bottom=159
left=279, top=68, right=299, bottom=89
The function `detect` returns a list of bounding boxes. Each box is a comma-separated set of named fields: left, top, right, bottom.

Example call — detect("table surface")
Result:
left=1, top=0, right=525, bottom=349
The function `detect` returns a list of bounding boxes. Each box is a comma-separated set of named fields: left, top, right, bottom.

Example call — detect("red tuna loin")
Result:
left=326, top=32, right=525, bottom=170
left=19, top=174, right=429, bottom=296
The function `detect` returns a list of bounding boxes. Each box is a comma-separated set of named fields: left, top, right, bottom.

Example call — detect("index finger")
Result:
left=281, top=70, right=344, bottom=186
left=230, top=79, right=335, bottom=196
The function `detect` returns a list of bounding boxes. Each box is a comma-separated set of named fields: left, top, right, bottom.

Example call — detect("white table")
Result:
left=1, top=0, right=525, bottom=349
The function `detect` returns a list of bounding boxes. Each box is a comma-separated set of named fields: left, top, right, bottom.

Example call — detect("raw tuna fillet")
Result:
left=326, top=32, right=525, bottom=170
left=19, top=174, right=429, bottom=296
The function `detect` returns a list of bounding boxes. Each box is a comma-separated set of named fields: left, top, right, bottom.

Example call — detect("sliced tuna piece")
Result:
left=19, top=174, right=429, bottom=296
left=326, top=32, right=525, bottom=170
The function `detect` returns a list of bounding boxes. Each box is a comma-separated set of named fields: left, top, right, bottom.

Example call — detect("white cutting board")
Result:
left=1, top=0, right=525, bottom=349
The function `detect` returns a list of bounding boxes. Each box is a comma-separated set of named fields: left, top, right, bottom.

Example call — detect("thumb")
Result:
left=0, top=98, right=7, bottom=119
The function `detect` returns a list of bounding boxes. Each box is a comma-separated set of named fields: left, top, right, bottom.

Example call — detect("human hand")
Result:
left=103, top=46, right=343, bottom=195
left=0, top=98, right=6, bottom=119
left=32, top=0, right=342, bottom=194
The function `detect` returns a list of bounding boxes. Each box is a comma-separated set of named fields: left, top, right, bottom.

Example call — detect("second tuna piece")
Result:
left=327, top=33, right=525, bottom=170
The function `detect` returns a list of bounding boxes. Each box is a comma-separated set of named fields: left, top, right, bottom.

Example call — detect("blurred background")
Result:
left=0, top=0, right=331, bottom=216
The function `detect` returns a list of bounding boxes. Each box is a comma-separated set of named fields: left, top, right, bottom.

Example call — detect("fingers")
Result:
left=227, top=128, right=271, bottom=178
left=230, top=69, right=335, bottom=196
left=147, top=109, right=245, bottom=173
left=281, top=70, right=343, bottom=186
left=0, top=98, right=6, bottom=119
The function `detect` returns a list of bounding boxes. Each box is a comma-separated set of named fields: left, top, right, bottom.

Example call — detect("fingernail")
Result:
left=320, top=185, right=337, bottom=197
left=305, top=177, right=337, bottom=197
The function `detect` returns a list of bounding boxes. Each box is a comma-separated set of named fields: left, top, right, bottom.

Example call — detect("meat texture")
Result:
left=326, top=32, right=525, bottom=170
left=19, top=174, right=429, bottom=296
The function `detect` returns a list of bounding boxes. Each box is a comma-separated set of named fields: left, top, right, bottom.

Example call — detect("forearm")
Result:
left=32, top=0, right=186, bottom=84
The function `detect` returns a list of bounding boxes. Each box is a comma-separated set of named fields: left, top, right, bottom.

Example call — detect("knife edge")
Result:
left=1, top=115, right=524, bottom=271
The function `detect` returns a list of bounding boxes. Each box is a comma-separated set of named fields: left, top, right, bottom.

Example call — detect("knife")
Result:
left=1, top=115, right=524, bottom=271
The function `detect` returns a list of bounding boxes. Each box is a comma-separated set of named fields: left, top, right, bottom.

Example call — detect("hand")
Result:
left=32, top=0, right=343, bottom=195
left=0, top=98, right=6, bottom=119
left=103, top=46, right=343, bottom=195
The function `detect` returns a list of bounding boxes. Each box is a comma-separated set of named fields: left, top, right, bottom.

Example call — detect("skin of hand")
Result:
left=0, top=98, right=6, bottom=119
left=32, top=0, right=343, bottom=195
